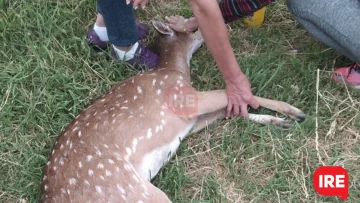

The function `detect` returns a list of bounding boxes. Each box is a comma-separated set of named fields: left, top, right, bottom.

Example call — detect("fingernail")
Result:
left=134, top=6, right=138, bottom=10
left=142, top=6, right=145, bottom=9
left=126, top=0, right=130, bottom=5
left=225, top=117, right=229, bottom=120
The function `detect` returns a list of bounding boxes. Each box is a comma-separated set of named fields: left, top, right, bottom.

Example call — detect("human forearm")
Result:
left=188, top=0, right=245, bottom=80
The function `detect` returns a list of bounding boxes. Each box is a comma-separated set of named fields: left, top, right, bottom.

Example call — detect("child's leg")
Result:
left=88, top=0, right=158, bottom=69
left=97, top=0, right=139, bottom=49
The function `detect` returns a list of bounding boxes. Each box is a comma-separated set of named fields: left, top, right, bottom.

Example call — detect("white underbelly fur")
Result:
left=139, top=120, right=196, bottom=180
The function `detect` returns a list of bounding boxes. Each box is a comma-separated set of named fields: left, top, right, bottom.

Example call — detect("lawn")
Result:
left=0, top=0, right=359, bottom=202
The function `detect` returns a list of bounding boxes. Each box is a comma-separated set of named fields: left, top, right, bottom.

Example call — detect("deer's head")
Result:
left=151, top=20, right=203, bottom=68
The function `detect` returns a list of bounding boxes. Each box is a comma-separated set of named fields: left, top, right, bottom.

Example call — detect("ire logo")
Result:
left=313, top=166, right=349, bottom=200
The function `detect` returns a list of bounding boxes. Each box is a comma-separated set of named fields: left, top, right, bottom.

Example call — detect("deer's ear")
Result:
left=151, top=20, right=174, bottom=36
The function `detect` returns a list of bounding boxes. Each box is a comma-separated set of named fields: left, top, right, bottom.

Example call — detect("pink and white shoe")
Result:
left=331, top=63, right=360, bottom=89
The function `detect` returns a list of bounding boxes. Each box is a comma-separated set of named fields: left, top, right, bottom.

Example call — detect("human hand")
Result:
left=127, top=0, right=148, bottom=9
left=165, top=16, right=198, bottom=33
left=225, top=74, right=259, bottom=118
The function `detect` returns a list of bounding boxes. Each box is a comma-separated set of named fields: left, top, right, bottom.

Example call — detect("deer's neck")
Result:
left=156, top=47, right=191, bottom=82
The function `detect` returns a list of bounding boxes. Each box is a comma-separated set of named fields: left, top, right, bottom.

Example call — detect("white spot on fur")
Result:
left=161, top=119, right=166, bottom=125
left=152, top=79, right=156, bottom=86
left=72, top=126, right=79, bottom=132
left=105, top=170, right=112, bottom=176
left=78, top=161, right=83, bottom=168
left=59, top=158, right=64, bottom=165
left=87, top=155, right=93, bottom=162
left=160, top=111, right=165, bottom=116
left=134, top=95, right=138, bottom=100
left=88, top=169, right=94, bottom=176
left=146, top=128, right=152, bottom=139
left=124, top=164, right=131, bottom=171
left=95, top=185, right=102, bottom=193
left=137, top=86, right=143, bottom=94
left=133, top=174, right=139, bottom=183
left=156, top=89, right=161, bottom=95
left=132, top=139, right=138, bottom=152
left=155, top=126, right=160, bottom=132
left=97, top=163, right=104, bottom=169
left=108, top=159, right=115, bottom=164
left=126, top=148, right=132, bottom=156
left=69, top=178, right=77, bottom=185
left=117, top=184, right=126, bottom=194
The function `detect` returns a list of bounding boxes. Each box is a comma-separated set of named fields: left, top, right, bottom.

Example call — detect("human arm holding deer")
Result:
left=184, top=0, right=259, bottom=118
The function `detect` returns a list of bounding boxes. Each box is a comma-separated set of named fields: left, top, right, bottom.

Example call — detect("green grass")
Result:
left=1, top=0, right=359, bottom=202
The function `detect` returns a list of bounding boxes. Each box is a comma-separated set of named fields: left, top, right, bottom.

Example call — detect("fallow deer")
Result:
left=40, top=20, right=306, bottom=203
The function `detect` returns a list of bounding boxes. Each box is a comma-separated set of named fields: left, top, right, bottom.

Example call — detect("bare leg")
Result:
left=96, top=13, right=106, bottom=27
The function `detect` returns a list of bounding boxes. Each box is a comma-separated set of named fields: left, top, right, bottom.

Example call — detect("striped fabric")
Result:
left=219, top=0, right=276, bottom=23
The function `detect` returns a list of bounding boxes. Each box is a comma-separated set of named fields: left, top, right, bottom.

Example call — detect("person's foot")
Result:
left=331, top=63, right=360, bottom=89
left=87, top=22, right=150, bottom=53
left=87, top=28, right=108, bottom=54
left=111, top=42, right=159, bottom=70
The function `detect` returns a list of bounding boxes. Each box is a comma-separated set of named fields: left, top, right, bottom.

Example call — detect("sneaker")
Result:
left=87, top=28, right=108, bottom=54
left=111, top=42, right=159, bottom=70
left=87, top=22, right=150, bottom=54
left=331, top=63, right=360, bottom=89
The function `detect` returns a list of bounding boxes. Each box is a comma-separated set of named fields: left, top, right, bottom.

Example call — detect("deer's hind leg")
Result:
left=254, top=96, right=306, bottom=122
left=192, top=111, right=295, bottom=132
